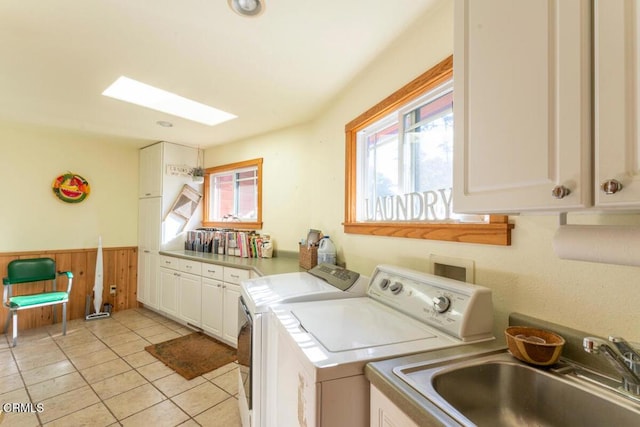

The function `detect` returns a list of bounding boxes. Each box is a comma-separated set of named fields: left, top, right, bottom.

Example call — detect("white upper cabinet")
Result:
left=139, top=142, right=163, bottom=198
left=594, top=0, right=640, bottom=208
left=453, top=0, right=592, bottom=213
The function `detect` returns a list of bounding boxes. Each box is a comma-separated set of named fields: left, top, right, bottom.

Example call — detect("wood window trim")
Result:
left=344, top=55, right=513, bottom=246
left=202, top=158, right=263, bottom=230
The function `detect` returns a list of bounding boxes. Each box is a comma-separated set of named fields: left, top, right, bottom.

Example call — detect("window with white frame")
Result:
left=357, top=82, right=458, bottom=222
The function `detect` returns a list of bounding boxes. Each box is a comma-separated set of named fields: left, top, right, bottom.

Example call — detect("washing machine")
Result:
left=269, top=264, right=494, bottom=427
left=238, top=264, right=368, bottom=427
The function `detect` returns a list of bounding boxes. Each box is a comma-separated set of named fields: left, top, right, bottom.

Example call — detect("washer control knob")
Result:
left=389, top=282, right=403, bottom=295
left=432, top=296, right=451, bottom=313
left=379, top=278, right=390, bottom=290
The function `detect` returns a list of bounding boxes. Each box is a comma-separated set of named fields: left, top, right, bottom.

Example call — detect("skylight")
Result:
left=102, top=76, right=237, bottom=126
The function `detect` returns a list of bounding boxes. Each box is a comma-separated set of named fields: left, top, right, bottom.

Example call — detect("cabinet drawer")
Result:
left=159, top=255, right=179, bottom=270
left=179, top=259, right=202, bottom=275
left=224, top=267, right=250, bottom=284
left=202, top=263, right=224, bottom=280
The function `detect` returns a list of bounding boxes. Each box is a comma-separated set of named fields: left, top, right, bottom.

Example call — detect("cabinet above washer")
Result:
left=453, top=0, right=640, bottom=214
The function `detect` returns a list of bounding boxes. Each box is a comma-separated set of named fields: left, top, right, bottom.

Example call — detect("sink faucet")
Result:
left=583, top=336, right=640, bottom=395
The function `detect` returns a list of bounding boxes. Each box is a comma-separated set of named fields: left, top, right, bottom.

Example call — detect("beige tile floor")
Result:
left=0, top=308, right=242, bottom=427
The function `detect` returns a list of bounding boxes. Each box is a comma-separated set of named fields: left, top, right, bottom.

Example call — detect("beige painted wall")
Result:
left=206, top=1, right=640, bottom=341
left=0, top=121, right=140, bottom=251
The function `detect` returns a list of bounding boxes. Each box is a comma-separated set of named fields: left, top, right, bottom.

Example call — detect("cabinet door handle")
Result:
left=601, top=179, right=623, bottom=195
left=551, top=185, right=571, bottom=199
left=230, top=274, right=239, bottom=279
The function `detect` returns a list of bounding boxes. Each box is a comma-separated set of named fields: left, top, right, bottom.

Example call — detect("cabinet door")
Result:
left=594, top=1, right=640, bottom=207
left=139, top=143, right=162, bottom=198
left=178, top=272, right=202, bottom=326
left=370, top=386, right=418, bottom=427
left=222, top=283, right=241, bottom=346
left=138, top=197, right=162, bottom=251
left=159, top=267, right=179, bottom=317
left=453, top=0, right=592, bottom=213
left=202, top=277, right=224, bottom=337
left=137, top=250, right=159, bottom=309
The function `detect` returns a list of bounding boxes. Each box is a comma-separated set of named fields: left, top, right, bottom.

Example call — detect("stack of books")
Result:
left=212, top=230, right=268, bottom=258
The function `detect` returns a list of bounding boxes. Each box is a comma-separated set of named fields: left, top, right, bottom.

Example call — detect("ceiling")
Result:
left=0, top=1, right=440, bottom=148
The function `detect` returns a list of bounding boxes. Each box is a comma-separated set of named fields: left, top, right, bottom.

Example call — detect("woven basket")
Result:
left=299, top=243, right=318, bottom=270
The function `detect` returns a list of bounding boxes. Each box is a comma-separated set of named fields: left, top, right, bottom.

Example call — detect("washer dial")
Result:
left=389, top=281, right=403, bottom=294
left=432, top=296, right=451, bottom=313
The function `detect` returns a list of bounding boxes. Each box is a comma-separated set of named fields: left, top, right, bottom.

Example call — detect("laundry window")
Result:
left=344, top=56, right=512, bottom=245
left=203, top=158, right=263, bottom=229
left=359, top=83, right=455, bottom=221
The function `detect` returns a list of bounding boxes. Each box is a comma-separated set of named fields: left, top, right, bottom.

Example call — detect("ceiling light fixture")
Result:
left=228, top=0, right=264, bottom=17
left=102, top=76, right=237, bottom=126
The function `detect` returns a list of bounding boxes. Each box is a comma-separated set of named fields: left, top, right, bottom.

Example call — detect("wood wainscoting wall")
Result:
left=0, top=247, right=138, bottom=333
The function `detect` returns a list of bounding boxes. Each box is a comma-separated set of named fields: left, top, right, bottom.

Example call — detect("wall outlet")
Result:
left=109, top=285, right=116, bottom=295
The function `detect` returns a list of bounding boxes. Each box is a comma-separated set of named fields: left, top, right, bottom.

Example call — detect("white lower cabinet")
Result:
left=159, top=267, right=179, bottom=317
left=156, top=256, right=252, bottom=348
left=178, top=272, right=202, bottom=326
left=370, top=385, right=418, bottom=427
left=221, top=267, right=249, bottom=347
left=137, top=250, right=159, bottom=309
left=222, top=282, right=240, bottom=346
left=202, top=277, right=224, bottom=337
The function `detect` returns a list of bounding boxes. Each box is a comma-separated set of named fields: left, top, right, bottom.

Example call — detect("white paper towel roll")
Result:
left=553, top=225, right=640, bottom=266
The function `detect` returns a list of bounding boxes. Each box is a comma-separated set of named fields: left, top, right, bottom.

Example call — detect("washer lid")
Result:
left=291, top=298, right=437, bottom=352
left=242, top=272, right=358, bottom=313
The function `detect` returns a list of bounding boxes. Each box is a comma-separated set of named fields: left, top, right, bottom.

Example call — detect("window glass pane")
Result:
left=237, top=168, right=257, bottom=220
left=209, top=167, right=258, bottom=221
left=368, top=122, right=399, bottom=197
left=404, top=91, right=454, bottom=220
left=357, top=119, right=399, bottom=221
left=211, top=173, right=233, bottom=220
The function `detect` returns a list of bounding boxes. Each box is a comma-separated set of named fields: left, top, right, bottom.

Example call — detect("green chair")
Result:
left=3, top=258, right=73, bottom=347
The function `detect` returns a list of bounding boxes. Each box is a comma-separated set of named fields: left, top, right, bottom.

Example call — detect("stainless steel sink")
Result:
left=393, top=350, right=640, bottom=427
